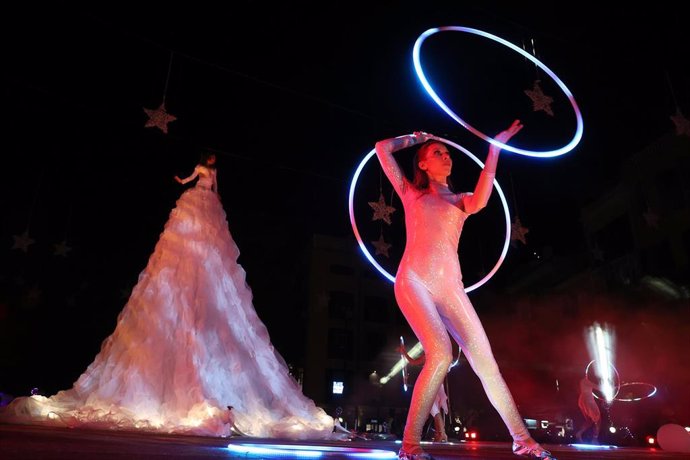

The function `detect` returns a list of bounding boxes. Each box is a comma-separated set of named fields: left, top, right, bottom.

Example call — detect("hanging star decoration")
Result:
left=12, top=230, right=35, bottom=252
left=368, top=192, right=396, bottom=225
left=371, top=233, right=392, bottom=258
left=670, top=108, right=690, bottom=137
left=511, top=216, right=529, bottom=245
left=643, top=207, right=660, bottom=229
left=143, top=102, right=177, bottom=134
left=524, top=80, right=554, bottom=116
left=53, top=240, right=72, bottom=257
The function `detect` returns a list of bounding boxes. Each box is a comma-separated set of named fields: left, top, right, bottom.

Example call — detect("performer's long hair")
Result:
left=199, top=151, right=217, bottom=169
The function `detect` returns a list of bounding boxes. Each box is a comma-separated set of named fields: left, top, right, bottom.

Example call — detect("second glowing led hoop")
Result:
left=348, top=135, right=511, bottom=292
left=413, top=26, right=583, bottom=158
left=615, top=382, right=658, bottom=402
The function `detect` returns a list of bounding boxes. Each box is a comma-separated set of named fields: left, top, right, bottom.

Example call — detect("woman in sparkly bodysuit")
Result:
left=375, top=120, right=556, bottom=460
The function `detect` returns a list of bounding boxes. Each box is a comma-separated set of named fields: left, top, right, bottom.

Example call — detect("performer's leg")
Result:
left=428, top=393, right=447, bottom=442
left=575, top=418, right=592, bottom=442
left=432, top=385, right=448, bottom=441
left=437, top=287, right=530, bottom=442
left=438, top=290, right=557, bottom=458
left=395, top=277, right=452, bottom=456
left=432, top=412, right=447, bottom=442
left=592, top=417, right=601, bottom=443
left=575, top=417, right=599, bottom=442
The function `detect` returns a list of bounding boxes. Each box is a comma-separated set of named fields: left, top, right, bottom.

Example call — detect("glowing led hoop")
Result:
left=348, top=135, right=511, bottom=292
left=585, top=360, right=621, bottom=402
left=413, top=26, right=583, bottom=158
left=615, top=382, right=658, bottom=402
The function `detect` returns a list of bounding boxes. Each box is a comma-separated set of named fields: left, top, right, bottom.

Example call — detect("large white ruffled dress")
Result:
left=0, top=165, right=335, bottom=439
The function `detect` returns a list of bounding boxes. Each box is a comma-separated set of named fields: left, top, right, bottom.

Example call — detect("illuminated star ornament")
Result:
left=143, top=102, right=177, bottom=134
left=368, top=192, right=396, bottom=225
left=511, top=217, right=529, bottom=245
left=53, top=240, right=72, bottom=257
left=524, top=80, right=554, bottom=116
left=12, top=230, right=35, bottom=253
left=371, top=233, right=392, bottom=257
left=670, top=108, right=690, bottom=137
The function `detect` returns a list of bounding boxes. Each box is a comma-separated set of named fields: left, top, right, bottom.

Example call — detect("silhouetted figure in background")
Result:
left=575, top=377, right=601, bottom=443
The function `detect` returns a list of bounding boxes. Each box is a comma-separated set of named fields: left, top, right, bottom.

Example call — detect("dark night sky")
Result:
left=1, top=4, right=688, bottom=395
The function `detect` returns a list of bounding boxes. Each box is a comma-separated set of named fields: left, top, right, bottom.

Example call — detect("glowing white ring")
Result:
left=413, top=26, right=583, bottom=158
left=400, top=336, right=408, bottom=391
left=348, top=135, right=511, bottom=292
left=585, top=360, right=621, bottom=402
left=614, top=382, right=658, bottom=402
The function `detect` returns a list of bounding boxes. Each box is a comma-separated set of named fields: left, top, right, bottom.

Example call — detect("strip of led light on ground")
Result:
left=226, top=443, right=397, bottom=458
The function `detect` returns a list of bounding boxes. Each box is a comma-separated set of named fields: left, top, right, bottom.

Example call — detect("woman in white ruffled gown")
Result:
left=0, top=152, right=336, bottom=439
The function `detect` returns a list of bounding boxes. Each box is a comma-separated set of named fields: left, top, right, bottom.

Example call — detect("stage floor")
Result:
left=1, top=423, right=687, bottom=460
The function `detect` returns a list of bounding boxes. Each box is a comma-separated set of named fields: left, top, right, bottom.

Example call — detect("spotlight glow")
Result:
left=585, top=323, right=617, bottom=403
left=413, top=26, right=583, bottom=158
left=348, top=136, right=511, bottom=292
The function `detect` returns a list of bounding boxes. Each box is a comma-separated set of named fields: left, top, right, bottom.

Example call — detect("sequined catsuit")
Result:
left=376, top=136, right=531, bottom=452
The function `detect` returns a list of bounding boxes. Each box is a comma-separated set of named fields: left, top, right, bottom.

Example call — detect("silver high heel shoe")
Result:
left=398, top=449, right=435, bottom=460
left=512, top=440, right=557, bottom=459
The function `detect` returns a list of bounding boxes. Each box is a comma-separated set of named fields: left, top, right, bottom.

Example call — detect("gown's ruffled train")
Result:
left=0, top=185, right=335, bottom=439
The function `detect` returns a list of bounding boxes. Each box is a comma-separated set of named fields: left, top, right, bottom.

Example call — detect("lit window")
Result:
left=332, top=381, right=344, bottom=394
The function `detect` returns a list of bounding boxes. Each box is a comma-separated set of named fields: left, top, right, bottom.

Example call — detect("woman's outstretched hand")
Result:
left=494, top=119, right=523, bottom=144
left=174, top=176, right=183, bottom=184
